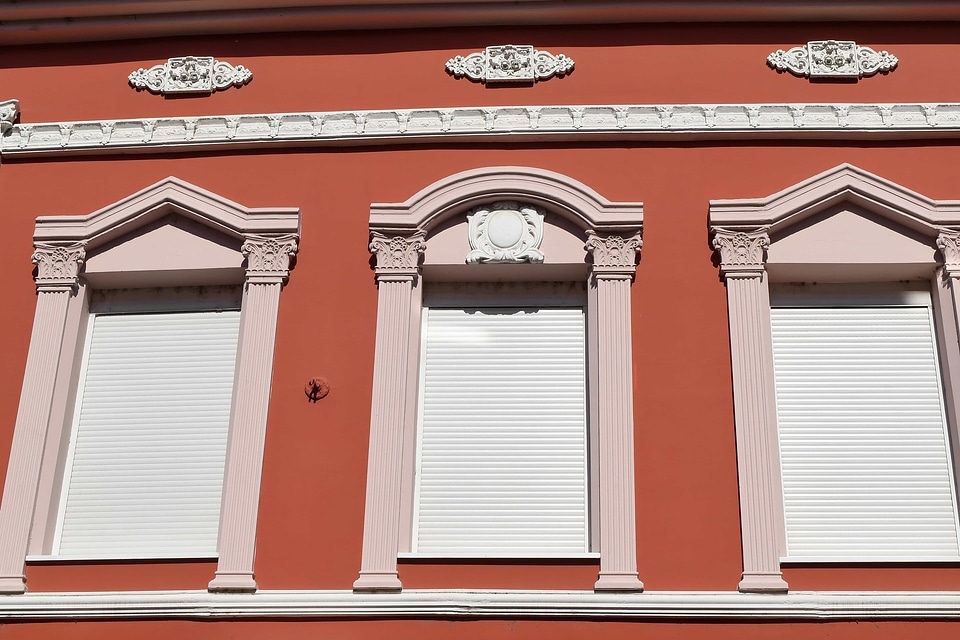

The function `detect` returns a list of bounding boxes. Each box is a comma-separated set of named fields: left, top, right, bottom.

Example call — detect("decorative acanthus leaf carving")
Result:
left=937, top=231, right=960, bottom=273
left=466, top=201, right=545, bottom=264
left=32, top=242, right=85, bottom=287
left=446, top=45, right=574, bottom=84
left=241, top=235, right=298, bottom=281
left=712, top=229, right=770, bottom=275
left=129, top=57, right=252, bottom=95
left=0, top=99, right=19, bottom=135
left=585, top=231, right=643, bottom=273
left=767, top=41, right=898, bottom=79
left=369, top=232, right=426, bottom=274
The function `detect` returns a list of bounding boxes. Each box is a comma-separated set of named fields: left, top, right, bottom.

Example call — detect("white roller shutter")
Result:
left=771, top=292, right=960, bottom=561
left=55, top=309, right=241, bottom=557
left=414, top=306, right=588, bottom=556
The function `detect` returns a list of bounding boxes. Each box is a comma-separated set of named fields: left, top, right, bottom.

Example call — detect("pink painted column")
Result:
left=354, top=232, right=425, bottom=592
left=713, top=229, right=788, bottom=593
left=587, top=232, right=644, bottom=592
left=209, top=235, right=298, bottom=593
left=0, top=243, right=84, bottom=594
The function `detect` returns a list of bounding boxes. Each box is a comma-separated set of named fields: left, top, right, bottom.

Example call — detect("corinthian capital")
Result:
left=369, top=231, right=426, bottom=277
left=0, top=99, right=18, bottom=135
left=713, top=228, right=770, bottom=277
left=242, top=234, right=298, bottom=282
left=585, top=231, right=642, bottom=276
left=937, top=230, right=960, bottom=275
left=32, top=242, right=85, bottom=290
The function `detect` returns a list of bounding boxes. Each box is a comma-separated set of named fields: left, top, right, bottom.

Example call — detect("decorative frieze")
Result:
left=712, top=229, right=770, bottom=276
left=129, top=57, right=252, bottom=95
left=466, top=201, right=545, bottom=264
left=31, top=243, right=85, bottom=288
left=585, top=231, right=642, bottom=273
left=9, top=103, right=960, bottom=156
left=767, top=41, right=898, bottom=79
left=446, top=45, right=574, bottom=83
left=369, top=232, right=426, bottom=275
left=241, top=235, right=299, bottom=281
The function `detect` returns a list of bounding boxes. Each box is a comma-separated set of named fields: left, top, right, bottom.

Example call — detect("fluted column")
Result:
left=354, top=232, right=425, bottom=592
left=587, top=231, right=644, bottom=592
left=0, top=243, right=83, bottom=594
left=713, top=228, right=788, bottom=593
left=209, top=234, right=298, bottom=593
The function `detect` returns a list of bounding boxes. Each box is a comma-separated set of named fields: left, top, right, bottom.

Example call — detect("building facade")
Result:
left=0, top=2, right=958, bottom=638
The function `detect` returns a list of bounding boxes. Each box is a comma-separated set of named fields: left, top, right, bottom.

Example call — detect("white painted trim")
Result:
left=0, top=589, right=959, bottom=620
left=6, top=103, right=960, bottom=158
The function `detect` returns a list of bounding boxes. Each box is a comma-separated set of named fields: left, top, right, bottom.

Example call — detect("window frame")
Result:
left=708, top=164, right=960, bottom=593
left=353, top=166, right=645, bottom=592
left=0, top=177, right=299, bottom=594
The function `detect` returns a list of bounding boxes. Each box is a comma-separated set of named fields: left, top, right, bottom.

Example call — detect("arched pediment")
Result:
left=368, top=166, right=643, bottom=235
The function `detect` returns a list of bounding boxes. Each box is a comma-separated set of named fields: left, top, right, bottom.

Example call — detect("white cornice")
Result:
left=0, top=589, right=959, bottom=620
left=1, top=2, right=960, bottom=45
left=4, top=103, right=960, bottom=158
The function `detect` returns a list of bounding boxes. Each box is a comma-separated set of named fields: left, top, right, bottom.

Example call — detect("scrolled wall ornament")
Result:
left=466, top=201, right=545, bottom=264
left=369, top=232, right=426, bottom=274
left=129, top=56, right=252, bottom=95
left=712, top=228, right=770, bottom=275
left=32, top=242, right=85, bottom=287
left=767, top=41, right=897, bottom=79
left=0, top=99, right=19, bottom=135
left=446, top=45, right=574, bottom=84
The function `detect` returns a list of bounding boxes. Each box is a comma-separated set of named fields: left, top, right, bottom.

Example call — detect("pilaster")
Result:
left=0, top=242, right=83, bottom=594
left=354, top=232, right=425, bottom=592
left=713, top=228, right=788, bottom=593
left=209, top=234, right=297, bottom=593
left=586, top=231, right=644, bottom=592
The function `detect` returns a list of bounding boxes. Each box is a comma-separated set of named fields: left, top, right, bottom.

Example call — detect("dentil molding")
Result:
left=446, top=45, right=574, bottom=83
left=8, top=103, right=960, bottom=156
left=129, top=57, right=252, bottom=95
left=767, top=41, right=898, bottom=79
left=466, top=201, right=545, bottom=264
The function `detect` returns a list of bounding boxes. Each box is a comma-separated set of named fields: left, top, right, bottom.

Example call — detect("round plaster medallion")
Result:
left=465, top=201, right=545, bottom=264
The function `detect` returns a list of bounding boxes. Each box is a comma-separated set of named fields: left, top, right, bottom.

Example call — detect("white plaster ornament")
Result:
left=129, top=57, right=252, bottom=95
left=446, top=45, right=574, bottom=83
left=466, top=201, right=545, bottom=264
left=767, top=40, right=898, bottom=78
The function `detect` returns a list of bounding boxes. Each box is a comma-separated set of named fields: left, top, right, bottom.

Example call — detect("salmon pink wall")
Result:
left=2, top=143, right=960, bottom=595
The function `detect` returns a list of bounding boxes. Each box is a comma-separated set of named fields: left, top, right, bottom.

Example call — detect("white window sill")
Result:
left=781, top=556, right=960, bottom=564
left=27, top=553, right=218, bottom=563
left=398, top=552, right=600, bottom=560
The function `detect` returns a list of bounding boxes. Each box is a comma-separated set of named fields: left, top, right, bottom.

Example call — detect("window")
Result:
left=55, top=290, right=241, bottom=558
left=353, top=166, right=645, bottom=592
left=0, top=178, right=299, bottom=594
left=709, top=164, right=960, bottom=592
left=413, top=285, right=589, bottom=557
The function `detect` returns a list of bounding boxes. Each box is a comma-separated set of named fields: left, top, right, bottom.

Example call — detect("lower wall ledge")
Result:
left=0, top=590, right=958, bottom=620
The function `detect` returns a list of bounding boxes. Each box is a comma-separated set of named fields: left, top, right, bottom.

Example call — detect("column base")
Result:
left=0, top=575, right=27, bottom=595
left=354, top=571, right=402, bottom=592
left=208, top=571, right=258, bottom=593
left=595, top=572, right=644, bottom=592
left=739, top=571, right=788, bottom=593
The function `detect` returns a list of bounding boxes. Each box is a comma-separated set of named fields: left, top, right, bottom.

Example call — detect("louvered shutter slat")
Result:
left=55, top=310, right=240, bottom=557
left=771, top=302, right=960, bottom=560
left=415, top=307, right=588, bottom=555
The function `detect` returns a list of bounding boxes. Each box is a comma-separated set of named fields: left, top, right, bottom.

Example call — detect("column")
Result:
left=209, top=234, right=298, bottom=593
left=0, top=243, right=83, bottom=594
left=587, top=231, right=645, bottom=592
left=713, top=228, right=788, bottom=593
left=354, top=232, right=425, bottom=592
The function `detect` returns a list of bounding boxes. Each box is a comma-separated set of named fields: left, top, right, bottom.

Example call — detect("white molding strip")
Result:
left=5, top=103, right=960, bottom=157
left=1, top=590, right=959, bottom=620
